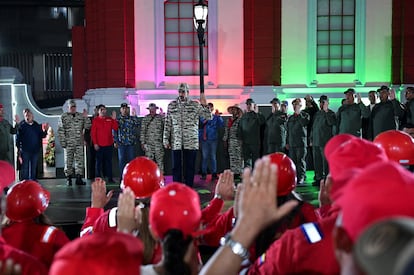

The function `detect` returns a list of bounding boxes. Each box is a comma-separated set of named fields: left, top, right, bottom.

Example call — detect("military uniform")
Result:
left=286, top=111, right=310, bottom=183
left=223, top=116, right=243, bottom=176
left=141, top=113, right=165, bottom=173
left=0, top=118, right=17, bottom=164
left=238, top=111, right=265, bottom=168
left=58, top=111, right=91, bottom=182
left=311, top=108, right=337, bottom=183
left=163, top=97, right=211, bottom=186
left=163, top=98, right=211, bottom=150
left=264, top=111, right=287, bottom=154
left=370, top=99, right=405, bottom=138
left=337, top=102, right=369, bottom=137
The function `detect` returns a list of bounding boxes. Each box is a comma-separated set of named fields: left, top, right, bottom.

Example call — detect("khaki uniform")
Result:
left=140, top=114, right=165, bottom=173
left=58, top=112, right=91, bottom=177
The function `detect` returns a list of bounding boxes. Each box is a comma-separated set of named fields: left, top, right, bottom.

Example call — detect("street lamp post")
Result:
left=194, top=0, right=208, bottom=94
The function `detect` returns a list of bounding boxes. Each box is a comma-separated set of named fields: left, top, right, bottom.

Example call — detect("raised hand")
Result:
left=215, top=170, right=235, bottom=201
left=389, top=88, right=396, bottom=100
left=91, top=177, right=114, bottom=208
left=356, top=93, right=362, bottom=104
left=14, top=115, right=20, bottom=124
left=117, top=187, right=141, bottom=234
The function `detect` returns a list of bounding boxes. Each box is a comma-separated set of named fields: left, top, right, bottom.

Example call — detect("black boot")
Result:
left=66, top=176, right=72, bottom=186
left=75, top=174, right=86, bottom=185
left=200, top=173, right=207, bottom=180
left=212, top=173, right=218, bottom=180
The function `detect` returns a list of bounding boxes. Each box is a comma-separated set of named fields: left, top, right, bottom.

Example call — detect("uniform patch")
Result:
left=258, top=253, right=266, bottom=266
left=301, top=222, right=323, bottom=244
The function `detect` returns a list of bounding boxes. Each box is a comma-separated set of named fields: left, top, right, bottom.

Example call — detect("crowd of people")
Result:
left=0, top=84, right=414, bottom=274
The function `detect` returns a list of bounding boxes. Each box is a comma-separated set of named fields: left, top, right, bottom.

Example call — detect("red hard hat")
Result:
left=374, top=130, right=414, bottom=165
left=6, top=180, right=50, bottom=222
left=268, top=152, right=297, bottom=196
left=0, top=161, right=15, bottom=190
left=121, top=157, right=164, bottom=198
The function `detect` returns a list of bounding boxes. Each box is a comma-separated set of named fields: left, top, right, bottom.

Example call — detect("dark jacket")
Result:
left=16, top=121, right=46, bottom=154
left=287, top=112, right=310, bottom=147
left=311, top=109, right=337, bottom=147
left=265, top=111, right=287, bottom=147
left=238, top=111, right=265, bottom=145
left=336, top=103, right=369, bottom=137
left=370, top=99, right=405, bottom=138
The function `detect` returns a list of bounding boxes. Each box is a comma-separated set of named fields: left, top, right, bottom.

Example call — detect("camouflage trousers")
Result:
left=64, top=143, right=85, bottom=177
left=228, top=139, right=243, bottom=174
left=144, top=143, right=165, bottom=174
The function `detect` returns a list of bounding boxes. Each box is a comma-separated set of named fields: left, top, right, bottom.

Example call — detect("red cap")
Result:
left=6, top=180, right=50, bottom=221
left=324, top=134, right=356, bottom=160
left=0, top=160, right=15, bottom=190
left=374, top=130, right=414, bottom=165
left=149, top=183, right=201, bottom=239
left=49, top=232, right=143, bottom=275
left=121, top=157, right=164, bottom=199
left=267, top=152, right=296, bottom=196
left=336, top=161, right=414, bottom=243
left=326, top=138, right=388, bottom=201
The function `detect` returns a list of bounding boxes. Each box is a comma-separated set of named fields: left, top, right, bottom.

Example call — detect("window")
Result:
left=164, top=0, right=208, bottom=76
left=316, top=0, right=355, bottom=73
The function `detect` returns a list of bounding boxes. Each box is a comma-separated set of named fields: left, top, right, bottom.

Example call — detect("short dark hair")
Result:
left=97, top=104, right=106, bottom=110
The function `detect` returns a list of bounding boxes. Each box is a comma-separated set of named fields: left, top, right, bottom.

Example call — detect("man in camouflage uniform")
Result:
left=114, top=103, right=140, bottom=181
left=223, top=104, right=243, bottom=182
left=58, top=99, right=91, bottom=186
left=140, top=103, right=165, bottom=174
left=163, top=83, right=211, bottom=187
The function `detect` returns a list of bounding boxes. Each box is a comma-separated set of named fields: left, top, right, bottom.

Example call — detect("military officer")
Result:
left=58, top=99, right=91, bottom=186
left=140, top=103, right=165, bottom=174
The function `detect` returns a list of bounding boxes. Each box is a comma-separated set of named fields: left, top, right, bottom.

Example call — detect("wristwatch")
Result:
left=220, top=233, right=250, bottom=260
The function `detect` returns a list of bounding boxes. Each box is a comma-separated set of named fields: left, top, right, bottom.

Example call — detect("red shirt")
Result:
left=0, top=237, right=48, bottom=275
left=2, top=221, right=70, bottom=269
left=91, top=116, right=118, bottom=146
left=247, top=210, right=340, bottom=275
left=203, top=201, right=318, bottom=249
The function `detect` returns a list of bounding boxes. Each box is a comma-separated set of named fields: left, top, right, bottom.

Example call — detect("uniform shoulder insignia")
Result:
left=258, top=252, right=266, bottom=267
left=108, top=207, right=118, bottom=228
left=300, top=222, right=324, bottom=244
